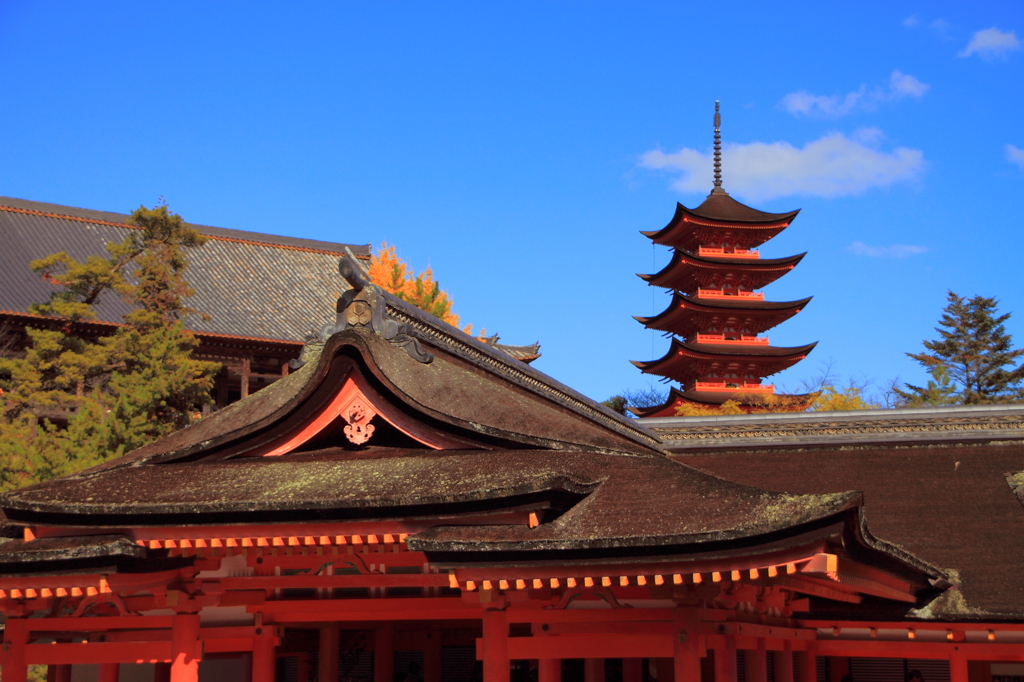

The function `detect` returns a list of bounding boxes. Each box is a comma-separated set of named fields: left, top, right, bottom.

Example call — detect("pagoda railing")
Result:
left=697, top=247, right=760, bottom=259
left=695, top=334, right=769, bottom=345
left=694, top=381, right=775, bottom=393
left=696, top=289, right=765, bottom=301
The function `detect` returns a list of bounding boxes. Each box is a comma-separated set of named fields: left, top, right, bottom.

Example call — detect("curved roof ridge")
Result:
left=0, top=196, right=371, bottom=258
left=632, top=338, right=817, bottom=370
left=634, top=292, right=814, bottom=326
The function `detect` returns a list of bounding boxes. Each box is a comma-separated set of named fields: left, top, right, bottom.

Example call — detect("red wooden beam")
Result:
left=25, top=642, right=172, bottom=665
left=452, top=542, right=828, bottom=583
left=547, top=622, right=673, bottom=636
left=815, top=640, right=1024, bottom=661
left=800, top=620, right=1024, bottom=632
left=266, top=607, right=482, bottom=624
left=216, top=574, right=449, bottom=590
left=704, top=635, right=809, bottom=653
left=503, top=607, right=727, bottom=624
left=254, top=597, right=473, bottom=614
left=26, top=616, right=175, bottom=632
left=497, top=634, right=675, bottom=660
left=701, top=622, right=816, bottom=641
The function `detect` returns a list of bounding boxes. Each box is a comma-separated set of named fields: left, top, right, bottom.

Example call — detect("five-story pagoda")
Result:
left=632, top=103, right=816, bottom=416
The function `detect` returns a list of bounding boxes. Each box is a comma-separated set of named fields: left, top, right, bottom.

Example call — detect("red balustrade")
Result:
left=697, top=247, right=760, bottom=259
left=693, top=382, right=775, bottom=393
left=696, top=289, right=765, bottom=301
left=695, top=334, right=770, bottom=345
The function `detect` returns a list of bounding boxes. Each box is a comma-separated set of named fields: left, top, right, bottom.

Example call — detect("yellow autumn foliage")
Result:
left=674, top=399, right=745, bottom=416
left=367, top=243, right=473, bottom=334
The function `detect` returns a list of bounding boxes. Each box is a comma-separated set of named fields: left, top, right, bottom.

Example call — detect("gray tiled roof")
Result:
left=0, top=197, right=370, bottom=343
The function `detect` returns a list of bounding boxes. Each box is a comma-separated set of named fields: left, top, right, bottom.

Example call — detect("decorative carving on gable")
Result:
left=343, top=400, right=376, bottom=445
left=245, top=369, right=470, bottom=457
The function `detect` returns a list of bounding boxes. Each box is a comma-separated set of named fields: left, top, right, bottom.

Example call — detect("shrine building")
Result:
left=2, top=253, right=1023, bottom=682
left=632, top=103, right=815, bottom=416
left=0, top=196, right=540, bottom=421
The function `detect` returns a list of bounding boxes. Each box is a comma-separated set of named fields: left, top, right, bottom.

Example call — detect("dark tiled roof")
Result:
left=643, top=404, right=1024, bottom=451
left=633, top=339, right=817, bottom=385
left=687, top=193, right=801, bottom=223
left=0, top=283, right=945, bottom=604
left=0, top=197, right=371, bottom=344
left=636, top=293, right=811, bottom=338
left=641, top=200, right=800, bottom=251
left=681, top=438, right=1024, bottom=618
left=639, top=250, right=806, bottom=293
left=681, top=340, right=818, bottom=357
left=635, top=338, right=817, bottom=365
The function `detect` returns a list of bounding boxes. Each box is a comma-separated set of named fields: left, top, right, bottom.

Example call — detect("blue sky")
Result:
left=2, top=1, right=1023, bottom=405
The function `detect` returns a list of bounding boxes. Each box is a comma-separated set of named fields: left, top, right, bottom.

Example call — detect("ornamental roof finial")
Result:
left=712, top=101, right=727, bottom=195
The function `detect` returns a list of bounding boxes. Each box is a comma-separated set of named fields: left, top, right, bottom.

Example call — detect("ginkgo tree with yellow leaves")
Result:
left=367, top=242, right=476, bottom=335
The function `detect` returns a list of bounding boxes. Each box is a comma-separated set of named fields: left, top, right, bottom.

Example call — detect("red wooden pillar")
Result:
left=320, top=624, right=340, bottom=682
left=674, top=609, right=701, bottom=682
left=584, top=659, right=605, bottom=682
left=1, top=618, right=28, bottom=682
left=623, top=659, right=643, bottom=682
left=796, top=649, right=816, bottom=682
left=714, top=636, right=737, bottom=682
left=252, top=634, right=276, bottom=682
left=482, top=611, right=509, bottom=682
left=744, top=641, right=767, bottom=682
left=773, top=643, right=793, bottom=682
left=170, top=614, right=201, bottom=682
left=424, top=631, right=442, bottom=682
left=98, top=663, right=120, bottom=682
left=538, top=659, right=562, bottom=682
left=951, top=653, right=969, bottom=682
left=374, top=624, right=394, bottom=682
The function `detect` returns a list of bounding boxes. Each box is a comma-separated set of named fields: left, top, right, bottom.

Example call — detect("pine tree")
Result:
left=896, top=291, right=1024, bottom=405
left=0, top=204, right=220, bottom=491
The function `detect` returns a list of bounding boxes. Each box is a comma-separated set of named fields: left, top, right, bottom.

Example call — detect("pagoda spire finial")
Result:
left=711, top=101, right=728, bottom=195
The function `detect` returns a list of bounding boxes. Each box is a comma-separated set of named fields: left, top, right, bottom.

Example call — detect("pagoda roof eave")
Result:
left=631, top=339, right=817, bottom=377
left=641, top=200, right=801, bottom=243
left=689, top=193, right=801, bottom=223
left=639, top=250, right=807, bottom=289
left=635, top=293, right=813, bottom=327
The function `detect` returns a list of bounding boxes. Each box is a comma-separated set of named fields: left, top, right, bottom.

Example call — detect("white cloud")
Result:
left=639, top=130, right=925, bottom=202
left=889, top=70, right=929, bottom=97
left=852, top=127, right=885, bottom=145
left=905, top=15, right=952, bottom=37
left=848, top=242, right=929, bottom=258
left=1008, top=144, right=1024, bottom=169
left=781, top=71, right=928, bottom=118
left=929, top=18, right=951, bottom=36
left=780, top=87, right=866, bottom=118
left=960, top=27, right=1021, bottom=59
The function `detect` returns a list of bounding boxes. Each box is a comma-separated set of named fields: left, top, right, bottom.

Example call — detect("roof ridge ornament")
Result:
left=711, top=101, right=728, bottom=196
left=322, top=256, right=434, bottom=364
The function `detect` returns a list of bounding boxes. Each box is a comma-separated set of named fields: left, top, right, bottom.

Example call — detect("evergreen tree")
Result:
left=0, top=204, right=220, bottom=491
left=896, top=291, right=1024, bottom=405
